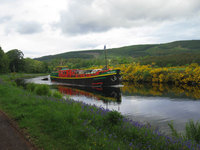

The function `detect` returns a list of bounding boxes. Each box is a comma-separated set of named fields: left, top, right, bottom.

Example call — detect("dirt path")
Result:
left=0, top=110, right=36, bottom=150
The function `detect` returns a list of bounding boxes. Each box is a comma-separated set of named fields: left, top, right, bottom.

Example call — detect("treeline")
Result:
left=48, top=57, right=133, bottom=70
left=0, top=46, right=133, bottom=74
left=40, top=53, right=200, bottom=70
left=136, top=53, right=200, bottom=67
left=0, top=47, right=49, bottom=73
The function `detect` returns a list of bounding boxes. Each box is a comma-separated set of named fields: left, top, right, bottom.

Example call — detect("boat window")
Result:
left=91, top=69, right=101, bottom=74
left=78, top=70, right=84, bottom=74
left=84, top=70, right=92, bottom=74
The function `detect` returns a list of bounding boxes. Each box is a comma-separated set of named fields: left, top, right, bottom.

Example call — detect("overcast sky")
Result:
left=0, top=0, right=200, bottom=58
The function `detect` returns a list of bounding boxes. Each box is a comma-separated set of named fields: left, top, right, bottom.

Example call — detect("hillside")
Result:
left=35, top=40, right=200, bottom=63
left=35, top=50, right=103, bottom=61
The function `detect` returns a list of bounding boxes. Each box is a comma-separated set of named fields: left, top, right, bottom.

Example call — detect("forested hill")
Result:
left=35, top=40, right=200, bottom=62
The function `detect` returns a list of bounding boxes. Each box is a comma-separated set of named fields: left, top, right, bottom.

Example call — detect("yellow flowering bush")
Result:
left=116, top=63, right=200, bottom=85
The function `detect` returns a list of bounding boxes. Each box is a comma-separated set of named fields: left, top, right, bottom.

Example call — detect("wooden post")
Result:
left=104, top=45, right=108, bottom=70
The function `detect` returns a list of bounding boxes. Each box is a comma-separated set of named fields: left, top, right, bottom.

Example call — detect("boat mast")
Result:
left=104, top=45, right=108, bottom=70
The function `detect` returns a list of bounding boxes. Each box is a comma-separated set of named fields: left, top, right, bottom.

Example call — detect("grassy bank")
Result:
left=0, top=73, right=48, bottom=82
left=0, top=75, right=199, bottom=149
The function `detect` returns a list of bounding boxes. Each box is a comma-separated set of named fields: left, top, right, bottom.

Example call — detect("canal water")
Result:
left=25, top=75, right=200, bottom=135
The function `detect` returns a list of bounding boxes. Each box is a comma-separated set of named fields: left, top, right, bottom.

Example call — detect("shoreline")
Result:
left=0, top=74, right=199, bottom=149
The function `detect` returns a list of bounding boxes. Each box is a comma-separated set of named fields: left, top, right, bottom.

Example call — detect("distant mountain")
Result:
left=35, top=40, right=200, bottom=61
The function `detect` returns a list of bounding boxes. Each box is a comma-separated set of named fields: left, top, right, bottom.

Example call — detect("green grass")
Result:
left=169, top=120, right=200, bottom=144
left=0, top=75, right=199, bottom=149
left=185, top=120, right=200, bottom=143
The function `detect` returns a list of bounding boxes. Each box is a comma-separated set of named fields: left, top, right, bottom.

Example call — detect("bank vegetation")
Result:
left=0, top=74, right=199, bottom=149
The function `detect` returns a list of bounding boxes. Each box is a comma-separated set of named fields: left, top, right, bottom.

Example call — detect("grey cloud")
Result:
left=16, top=21, right=43, bottom=34
left=0, top=16, right=12, bottom=23
left=59, top=14, right=112, bottom=34
left=57, top=0, right=200, bottom=35
left=4, top=21, right=43, bottom=35
left=152, top=17, right=200, bottom=43
left=0, top=0, right=16, bottom=3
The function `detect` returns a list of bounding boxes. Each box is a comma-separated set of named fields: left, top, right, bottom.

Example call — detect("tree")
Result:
left=0, top=47, right=9, bottom=73
left=24, top=58, right=49, bottom=73
left=6, top=49, right=24, bottom=72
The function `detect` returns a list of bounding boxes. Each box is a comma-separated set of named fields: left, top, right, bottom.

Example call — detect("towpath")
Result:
left=0, top=78, right=36, bottom=150
left=0, top=110, right=36, bottom=150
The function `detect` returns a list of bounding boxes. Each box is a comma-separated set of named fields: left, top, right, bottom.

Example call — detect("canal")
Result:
left=25, top=75, right=200, bottom=135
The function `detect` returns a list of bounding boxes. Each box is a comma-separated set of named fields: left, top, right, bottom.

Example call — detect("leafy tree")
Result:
left=24, top=58, right=36, bottom=73
left=24, top=58, right=49, bottom=73
left=0, top=47, right=9, bottom=73
left=6, top=49, right=24, bottom=72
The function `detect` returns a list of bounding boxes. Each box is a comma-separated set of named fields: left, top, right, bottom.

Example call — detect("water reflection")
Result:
left=56, top=85, right=122, bottom=104
left=122, top=82, right=200, bottom=100
left=120, top=83, right=200, bottom=134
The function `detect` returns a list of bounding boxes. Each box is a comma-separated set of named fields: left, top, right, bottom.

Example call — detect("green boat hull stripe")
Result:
left=94, top=77, right=107, bottom=80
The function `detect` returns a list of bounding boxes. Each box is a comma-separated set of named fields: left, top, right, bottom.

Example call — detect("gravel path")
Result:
left=0, top=110, right=36, bottom=150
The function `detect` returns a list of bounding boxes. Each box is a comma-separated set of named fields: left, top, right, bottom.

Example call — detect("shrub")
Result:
left=11, top=81, right=17, bottom=87
left=169, top=120, right=200, bottom=144
left=34, top=84, right=50, bottom=96
left=52, top=91, right=63, bottom=99
left=26, top=83, right=37, bottom=92
left=185, top=120, right=200, bottom=143
left=168, top=121, right=180, bottom=138
left=143, top=71, right=151, bottom=81
left=104, top=111, right=123, bottom=126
